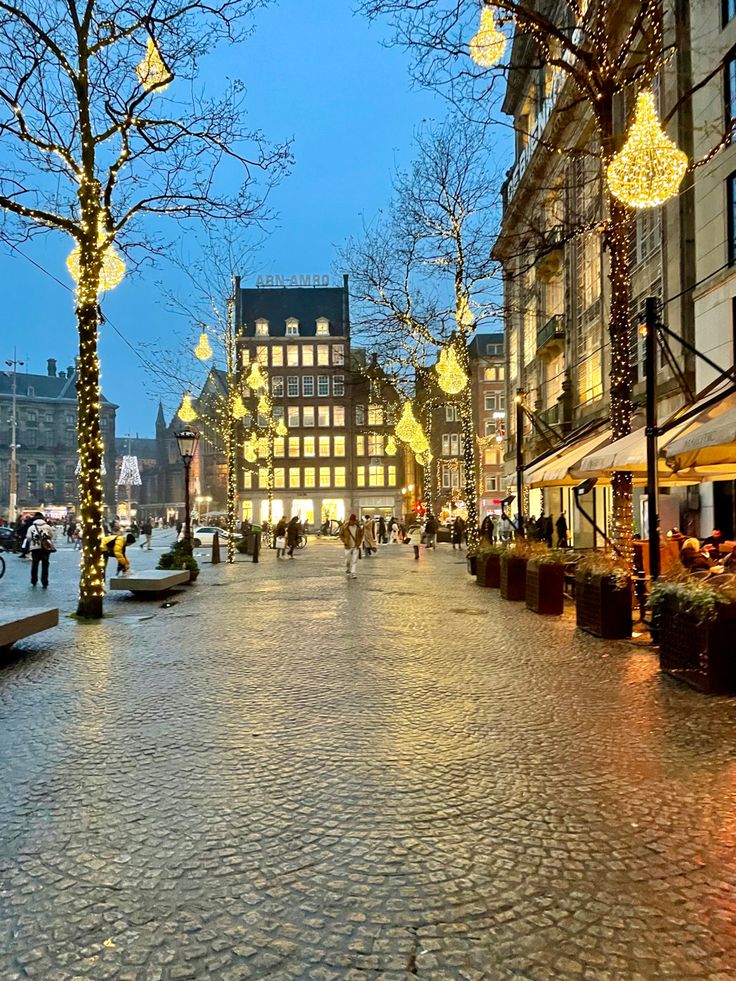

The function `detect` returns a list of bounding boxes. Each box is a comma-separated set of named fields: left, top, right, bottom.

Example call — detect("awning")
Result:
left=578, top=420, right=698, bottom=485
left=525, top=428, right=610, bottom=488
left=665, top=396, right=736, bottom=479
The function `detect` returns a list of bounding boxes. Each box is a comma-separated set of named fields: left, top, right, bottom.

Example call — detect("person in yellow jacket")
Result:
left=340, top=514, right=364, bottom=579
left=103, top=532, right=136, bottom=575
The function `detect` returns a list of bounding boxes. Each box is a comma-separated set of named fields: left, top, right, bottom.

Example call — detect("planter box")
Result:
left=575, top=574, right=632, bottom=638
left=466, top=555, right=477, bottom=577
left=658, top=602, right=736, bottom=694
left=476, top=552, right=501, bottom=588
left=526, top=561, right=564, bottom=615
left=500, top=554, right=527, bottom=601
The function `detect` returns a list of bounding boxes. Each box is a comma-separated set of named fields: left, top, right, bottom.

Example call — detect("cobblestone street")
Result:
left=2, top=537, right=736, bottom=980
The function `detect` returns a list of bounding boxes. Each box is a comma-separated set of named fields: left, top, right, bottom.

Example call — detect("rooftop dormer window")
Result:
left=286, top=318, right=300, bottom=336
left=316, top=317, right=330, bottom=336
left=255, top=318, right=269, bottom=337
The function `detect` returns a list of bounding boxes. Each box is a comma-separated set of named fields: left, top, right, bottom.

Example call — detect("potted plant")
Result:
left=475, top=542, right=506, bottom=588
left=526, top=549, right=569, bottom=615
left=500, top=541, right=544, bottom=601
left=466, top=545, right=478, bottom=577
left=649, top=575, right=736, bottom=694
left=575, top=552, right=632, bottom=638
left=158, top=539, right=200, bottom=582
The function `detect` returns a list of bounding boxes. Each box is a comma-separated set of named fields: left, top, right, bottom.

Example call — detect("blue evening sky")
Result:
left=0, top=1, right=501, bottom=436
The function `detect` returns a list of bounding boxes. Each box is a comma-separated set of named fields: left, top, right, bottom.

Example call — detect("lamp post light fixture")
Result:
left=175, top=427, right=200, bottom=542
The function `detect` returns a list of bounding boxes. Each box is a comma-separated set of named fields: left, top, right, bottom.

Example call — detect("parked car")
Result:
left=191, top=526, right=233, bottom=548
left=0, top=526, right=19, bottom=551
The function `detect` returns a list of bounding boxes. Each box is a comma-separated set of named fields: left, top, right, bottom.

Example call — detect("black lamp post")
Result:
left=175, top=428, right=200, bottom=542
left=515, top=388, right=526, bottom=536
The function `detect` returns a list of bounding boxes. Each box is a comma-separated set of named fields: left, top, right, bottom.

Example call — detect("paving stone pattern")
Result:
left=2, top=537, right=736, bottom=980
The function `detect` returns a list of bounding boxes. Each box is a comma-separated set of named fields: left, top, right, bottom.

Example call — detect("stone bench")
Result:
left=109, top=569, right=190, bottom=596
left=0, top=608, right=60, bottom=652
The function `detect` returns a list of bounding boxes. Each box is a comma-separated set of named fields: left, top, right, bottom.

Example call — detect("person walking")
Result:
left=363, top=515, right=378, bottom=556
left=542, top=512, right=554, bottom=548
left=26, top=512, right=55, bottom=588
left=451, top=515, right=466, bottom=549
left=423, top=512, right=438, bottom=549
left=377, top=515, right=387, bottom=545
left=341, top=514, right=363, bottom=578
left=389, top=517, right=400, bottom=543
left=286, top=516, right=300, bottom=558
left=140, top=517, right=153, bottom=550
left=17, top=513, right=34, bottom=559
left=556, top=511, right=568, bottom=548
left=274, top=517, right=287, bottom=558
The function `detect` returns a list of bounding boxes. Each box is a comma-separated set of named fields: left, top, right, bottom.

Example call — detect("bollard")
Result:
left=252, top=532, right=260, bottom=563
left=211, top=531, right=221, bottom=564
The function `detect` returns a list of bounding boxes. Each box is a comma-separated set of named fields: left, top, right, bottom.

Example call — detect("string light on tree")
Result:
left=469, top=4, right=506, bottom=68
left=194, top=331, right=213, bottom=361
left=178, top=392, right=198, bottom=423
left=137, top=38, right=170, bottom=92
left=67, top=220, right=126, bottom=294
left=607, top=89, right=688, bottom=209
left=436, top=344, right=468, bottom=394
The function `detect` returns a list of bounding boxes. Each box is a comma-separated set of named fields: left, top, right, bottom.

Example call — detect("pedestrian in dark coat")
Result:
left=26, top=512, right=55, bottom=588
left=555, top=512, right=568, bottom=548
left=286, top=516, right=300, bottom=558
left=378, top=516, right=387, bottom=544
left=543, top=514, right=554, bottom=547
left=274, top=518, right=287, bottom=558
left=451, top=516, right=466, bottom=549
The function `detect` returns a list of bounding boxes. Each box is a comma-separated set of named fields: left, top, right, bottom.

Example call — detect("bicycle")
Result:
left=296, top=534, right=307, bottom=550
left=0, top=548, right=6, bottom=581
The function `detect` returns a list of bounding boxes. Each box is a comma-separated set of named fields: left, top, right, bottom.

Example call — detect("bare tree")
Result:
left=343, top=119, right=502, bottom=549
left=0, top=0, right=290, bottom=616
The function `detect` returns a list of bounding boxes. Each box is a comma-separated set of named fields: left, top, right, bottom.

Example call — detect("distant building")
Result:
left=0, top=357, right=117, bottom=519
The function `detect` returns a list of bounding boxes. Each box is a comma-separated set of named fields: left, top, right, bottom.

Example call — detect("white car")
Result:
left=191, top=526, right=232, bottom=548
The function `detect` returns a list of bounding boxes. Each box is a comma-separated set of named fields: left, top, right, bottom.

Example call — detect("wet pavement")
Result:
left=2, top=536, right=736, bottom=980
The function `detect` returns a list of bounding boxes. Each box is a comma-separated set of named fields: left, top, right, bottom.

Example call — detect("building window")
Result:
left=257, top=436, right=268, bottom=458
left=485, top=475, right=498, bottom=492
left=450, top=433, right=460, bottom=455
left=274, top=437, right=285, bottom=457
left=318, top=376, right=329, bottom=397
left=287, top=406, right=300, bottom=427
left=241, top=349, right=251, bottom=366
left=319, top=466, right=331, bottom=486
left=368, top=465, right=384, bottom=487
left=368, top=404, right=383, bottom=426
left=729, top=171, right=736, bottom=266
left=357, top=465, right=366, bottom=487
left=274, top=468, right=285, bottom=489
left=483, top=367, right=495, bottom=382
left=368, top=434, right=384, bottom=456
left=334, top=436, right=346, bottom=457
left=332, top=345, right=345, bottom=365
left=288, top=436, right=300, bottom=457
left=302, top=345, right=314, bottom=366
left=65, top=412, right=76, bottom=426
left=314, top=345, right=328, bottom=366
left=271, top=346, right=284, bottom=367
left=243, top=471, right=253, bottom=489
left=333, top=406, right=345, bottom=427
left=255, top=319, right=269, bottom=336
left=272, top=376, right=284, bottom=397
left=498, top=394, right=506, bottom=411
left=356, top=435, right=365, bottom=455
left=445, top=406, right=457, bottom=422
left=355, top=404, right=365, bottom=425
left=287, top=345, right=299, bottom=366
left=333, top=375, right=345, bottom=396
left=258, top=467, right=269, bottom=488
left=442, top=467, right=451, bottom=489
left=286, top=318, right=300, bottom=336
left=484, top=393, right=496, bottom=411
left=724, top=0, right=736, bottom=27
left=287, top=376, right=299, bottom=397
left=289, top=466, right=300, bottom=487
left=300, top=467, right=315, bottom=489
left=303, top=406, right=315, bottom=426
left=442, top=434, right=450, bottom=455
left=318, top=406, right=330, bottom=427
left=272, top=405, right=284, bottom=423
left=316, top=317, right=330, bottom=336
left=256, top=346, right=268, bottom=365
left=387, top=465, right=397, bottom=486
left=334, top=466, right=346, bottom=488
left=319, top=435, right=330, bottom=455
left=302, top=376, right=314, bottom=397
left=304, top=436, right=316, bottom=457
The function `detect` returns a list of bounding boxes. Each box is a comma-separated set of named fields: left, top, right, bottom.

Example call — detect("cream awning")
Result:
left=665, top=396, right=736, bottom=479
left=525, top=428, right=610, bottom=488
left=577, top=419, right=699, bottom=485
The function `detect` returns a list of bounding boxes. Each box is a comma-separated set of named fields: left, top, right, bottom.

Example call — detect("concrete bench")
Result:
left=109, top=569, right=190, bottom=596
left=0, top=608, right=60, bottom=652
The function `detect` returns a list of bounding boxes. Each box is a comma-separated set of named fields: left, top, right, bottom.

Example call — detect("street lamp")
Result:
left=5, top=351, right=24, bottom=520
left=175, top=427, right=199, bottom=542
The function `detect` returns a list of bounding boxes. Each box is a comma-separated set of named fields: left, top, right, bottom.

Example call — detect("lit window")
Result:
left=304, top=436, right=316, bottom=457
left=303, top=406, right=315, bottom=427
left=442, top=434, right=450, bottom=455
left=274, top=468, right=285, bottom=489
left=258, top=467, right=269, bottom=488
left=319, top=435, right=330, bottom=455
left=317, top=345, right=329, bottom=366
left=387, top=465, right=397, bottom=486
left=289, top=466, right=300, bottom=487
left=484, top=394, right=496, bottom=411
left=318, top=406, right=330, bottom=427
left=274, top=437, right=285, bottom=457
left=319, top=466, right=331, bottom=486
left=316, top=317, right=330, bottom=336
left=288, top=436, right=300, bottom=457
left=318, top=375, right=329, bottom=396
left=497, top=365, right=505, bottom=380
left=333, top=406, right=345, bottom=426
left=256, top=346, right=268, bottom=365
left=272, top=376, right=284, bottom=397
left=243, top=471, right=253, bottom=489
left=287, top=406, right=300, bottom=427
left=287, top=376, right=299, bottom=397
left=368, top=405, right=383, bottom=425
left=334, top=466, right=346, bottom=488
left=302, top=376, right=314, bottom=397
left=304, top=467, right=316, bottom=489
left=445, top=406, right=458, bottom=422
left=332, top=345, right=345, bottom=365
left=333, top=375, right=345, bottom=396
left=302, top=345, right=314, bottom=366
left=334, top=436, right=346, bottom=457
left=483, top=367, right=495, bottom=382
left=356, top=435, right=365, bottom=455
left=368, top=465, right=384, bottom=487
left=451, top=434, right=460, bottom=455
left=271, top=346, right=284, bottom=367
left=485, top=475, right=498, bottom=492
left=287, top=345, right=299, bottom=366
left=255, top=319, right=269, bottom=336
left=257, top=437, right=268, bottom=458
left=355, top=404, right=365, bottom=425
left=368, top=434, right=384, bottom=456
left=357, top=466, right=366, bottom=487
left=442, top=467, right=451, bottom=489
left=286, top=318, right=300, bottom=336
left=241, top=349, right=251, bottom=366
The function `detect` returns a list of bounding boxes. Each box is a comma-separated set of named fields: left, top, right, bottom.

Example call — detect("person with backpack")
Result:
left=26, top=512, right=55, bottom=588
left=103, top=532, right=135, bottom=575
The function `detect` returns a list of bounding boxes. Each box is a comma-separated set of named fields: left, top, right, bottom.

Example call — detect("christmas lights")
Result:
left=67, top=220, right=126, bottom=294
left=607, top=90, right=687, bottom=209
left=469, top=5, right=506, bottom=68
left=178, top=392, right=198, bottom=423
left=194, top=331, right=213, bottom=361
left=276, top=419, right=288, bottom=438
left=436, top=344, right=469, bottom=394
left=232, top=394, right=246, bottom=419
left=137, top=38, right=170, bottom=92
left=118, top=455, right=141, bottom=486
left=395, top=401, right=420, bottom=443
left=410, top=426, right=429, bottom=455
left=386, top=434, right=398, bottom=456
left=246, top=362, right=268, bottom=392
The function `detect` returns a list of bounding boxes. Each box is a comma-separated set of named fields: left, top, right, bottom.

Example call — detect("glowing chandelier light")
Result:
left=469, top=5, right=506, bottom=68
left=232, top=394, right=247, bottom=419
left=607, top=89, right=688, bottom=209
left=178, top=392, right=198, bottom=423
left=395, top=401, right=420, bottom=443
left=410, top=425, right=429, bottom=455
left=244, top=443, right=257, bottom=463
left=67, top=220, right=126, bottom=294
left=436, top=345, right=468, bottom=394
left=385, top=434, right=398, bottom=456
left=456, top=295, right=474, bottom=327
left=276, top=419, right=288, bottom=437
left=246, top=362, right=268, bottom=392
left=257, top=393, right=271, bottom=417
left=194, top=331, right=213, bottom=361
left=137, top=38, right=170, bottom=92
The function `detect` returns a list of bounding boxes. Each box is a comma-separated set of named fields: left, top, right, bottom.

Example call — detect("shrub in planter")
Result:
left=500, top=541, right=545, bottom=601
left=158, top=539, right=200, bottom=582
left=466, top=550, right=478, bottom=576
left=526, top=549, right=569, bottom=615
left=475, top=542, right=507, bottom=588
left=575, top=552, right=631, bottom=638
left=649, top=575, right=736, bottom=693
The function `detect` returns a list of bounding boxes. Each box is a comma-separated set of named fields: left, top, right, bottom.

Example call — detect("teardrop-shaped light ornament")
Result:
left=257, top=394, right=271, bottom=417
left=469, top=5, right=506, bottom=68
left=607, top=89, right=688, bottom=209
left=276, top=419, right=288, bottom=437
left=137, top=38, right=170, bottom=92
left=436, top=345, right=468, bottom=394
left=410, top=426, right=430, bottom=455
left=246, top=362, right=268, bottom=392
left=194, top=331, right=213, bottom=361
left=232, top=394, right=247, bottom=419
left=395, top=401, right=420, bottom=443
left=178, top=393, right=198, bottom=423
left=385, top=434, right=398, bottom=456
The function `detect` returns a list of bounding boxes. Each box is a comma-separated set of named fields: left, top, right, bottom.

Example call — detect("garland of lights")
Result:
left=469, top=4, right=506, bottom=68
left=232, top=394, right=246, bottom=419
left=385, top=434, right=398, bottom=456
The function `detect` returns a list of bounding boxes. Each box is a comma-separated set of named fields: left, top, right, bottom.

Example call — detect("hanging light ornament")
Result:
left=436, top=345, right=469, bottom=394
left=416, top=450, right=433, bottom=467
left=469, top=5, right=506, bottom=68
left=410, top=426, right=429, bottom=455
left=456, top=295, right=474, bottom=328
left=67, top=219, right=126, bottom=294
left=246, top=362, right=268, bottom=392
left=385, top=434, right=398, bottom=456
left=276, top=419, right=288, bottom=437
left=607, top=89, right=688, bottom=209
left=395, top=401, right=420, bottom=443
left=257, top=393, right=271, bottom=417
left=194, top=331, right=213, bottom=361
left=232, top=394, right=246, bottom=419
left=244, top=443, right=257, bottom=464
left=137, top=37, right=170, bottom=92
left=178, top=393, right=198, bottom=423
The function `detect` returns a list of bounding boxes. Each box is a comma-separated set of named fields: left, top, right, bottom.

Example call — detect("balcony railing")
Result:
left=536, top=314, right=565, bottom=353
